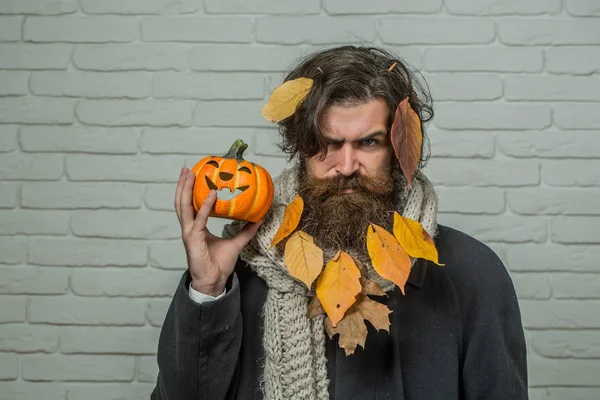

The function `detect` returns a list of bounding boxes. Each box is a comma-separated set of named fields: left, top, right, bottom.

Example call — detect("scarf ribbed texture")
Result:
left=222, top=161, right=439, bottom=400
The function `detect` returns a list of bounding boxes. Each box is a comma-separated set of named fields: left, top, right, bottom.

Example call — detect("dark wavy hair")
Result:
left=276, top=45, right=433, bottom=170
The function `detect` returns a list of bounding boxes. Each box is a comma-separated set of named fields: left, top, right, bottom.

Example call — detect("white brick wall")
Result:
left=0, top=1, right=598, bottom=399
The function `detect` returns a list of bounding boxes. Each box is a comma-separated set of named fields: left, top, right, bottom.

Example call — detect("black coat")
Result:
left=151, top=225, right=528, bottom=400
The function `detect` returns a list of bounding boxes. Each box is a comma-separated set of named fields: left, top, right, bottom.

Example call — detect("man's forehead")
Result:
left=319, top=99, right=389, bottom=141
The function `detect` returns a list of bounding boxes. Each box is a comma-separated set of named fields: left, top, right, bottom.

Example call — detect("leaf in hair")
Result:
left=390, top=97, right=422, bottom=189
left=261, top=77, right=314, bottom=123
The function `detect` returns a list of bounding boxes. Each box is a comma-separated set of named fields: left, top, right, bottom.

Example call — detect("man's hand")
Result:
left=174, top=167, right=262, bottom=297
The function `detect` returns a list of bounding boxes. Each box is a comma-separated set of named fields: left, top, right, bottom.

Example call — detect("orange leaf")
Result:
left=261, top=77, right=314, bottom=123
left=307, top=295, right=325, bottom=318
left=270, top=194, right=304, bottom=249
left=324, top=294, right=392, bottom=356
left=316, top=250, right=362, bottom=327
left=366, top=224, right=412, bottom=295
left=393, top=212, right=444, bottom=266
left=390, top=97, right=422, bottom=188
left=388, top=62, right=397, bottom=71
left=284, top=231, right=324, bottom=290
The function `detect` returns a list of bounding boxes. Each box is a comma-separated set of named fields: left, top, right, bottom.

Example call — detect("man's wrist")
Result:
left=190, top=280, right=225, bottom=297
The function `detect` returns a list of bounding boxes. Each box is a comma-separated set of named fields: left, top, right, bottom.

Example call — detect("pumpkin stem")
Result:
left=224, top=139, right=248, bottom=160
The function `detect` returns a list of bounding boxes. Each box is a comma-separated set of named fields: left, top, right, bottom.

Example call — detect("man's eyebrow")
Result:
left=322, top=130, right=387, bottom=144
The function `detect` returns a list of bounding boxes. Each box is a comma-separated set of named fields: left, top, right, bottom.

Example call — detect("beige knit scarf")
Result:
left=222, top=161, right=439, bottom=400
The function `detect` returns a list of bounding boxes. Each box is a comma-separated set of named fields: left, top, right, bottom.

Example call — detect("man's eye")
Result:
left=362, top=138, right=378, bottom=146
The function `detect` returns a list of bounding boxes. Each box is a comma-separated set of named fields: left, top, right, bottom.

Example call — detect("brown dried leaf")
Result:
left=360, top=276, right=387, bottom=297
left=390, top=97, right=422, bottom=188
left=307, top=295, right=325, bottom=318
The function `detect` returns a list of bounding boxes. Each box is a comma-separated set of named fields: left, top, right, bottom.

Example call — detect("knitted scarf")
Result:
left=222, top=161, right=439, bottom=400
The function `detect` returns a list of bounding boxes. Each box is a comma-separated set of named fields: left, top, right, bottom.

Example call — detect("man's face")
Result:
left=298, top=97, right=399, bottom=258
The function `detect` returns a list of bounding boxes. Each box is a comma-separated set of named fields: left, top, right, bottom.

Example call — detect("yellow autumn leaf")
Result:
left=270, top=194, right=304, bottom=249
left=316, top=250, right=362, bottom=328
left=261, top=77, right=314, bottom=123
left=366, top=223, right=412, bottom=295
left=284, top=231, right=324, bottom=290
left=393, top=213, right=444, bottom=266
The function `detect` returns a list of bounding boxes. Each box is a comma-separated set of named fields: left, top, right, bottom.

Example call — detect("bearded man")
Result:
left=151, top=46, right=528, bottom=400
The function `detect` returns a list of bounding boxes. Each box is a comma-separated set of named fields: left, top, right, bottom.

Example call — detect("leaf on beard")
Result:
left=324, top=294, right=392, bottom=356
left=360, top=276, right=387, bottom=297
left=270, top=194, right=304, bottom=249
left=261, top=77, right=314, bottom=123
left=366, top=223, right=412, bottom=295
left=390, top=97, right=422, bottom=189
left=284, top=231, right=324, bottom=290
left=393, top=212, right=444, bottom=266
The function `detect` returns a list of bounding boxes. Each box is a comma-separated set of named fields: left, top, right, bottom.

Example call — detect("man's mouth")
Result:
left=205, top=176, right=249, bottom=200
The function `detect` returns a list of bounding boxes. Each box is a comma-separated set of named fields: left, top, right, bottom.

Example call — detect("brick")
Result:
left=0, top=382, right=65, bottom=400
left=324, top=0, right=442, bottom=14
left=498, top=130, right=600, bottom=158
left=0, top=267, right=69, bottom=295
left=546, top=46, right=600, bottom=74
left=60, top=327, right=160, bottom=354
left=30, top=71, right=151, bottom=99
left=436, top=187, right=505, bottom=214
left=0, top=354, right=18, bottom=380
left=446, top=0, right=561, bottom=15
left=0, top=125, right=18, bottom=152
left=506, top=244, right=600, bottom=272
left=499, top=20, right=600, bottom=45
left=551, top=217, right=600, bottom=244
left=508, top=188, right=600, bottom=215
left=528, top=354, right=600, bottom=386
left=0, top=237, right=26, bottom=264
left=71, top=268, right=181, bottom=297
left=146, top=299, right=171, bottom=327
left=138, top=356, right=158, bottom=382
left=0, top=154, right=62, bottom=180
left=510, top=273, right=552, bottom=299
left=190, top=45, right=304, bottom=72
left=425, top=74, right=502, bottom=101
left=24, top=17, right=138, bottom=43
left=547, top=388, right=600, bottom=399
left=0, top=211, right=69, bottom=235
left=0, top=296, right=26, bottom=323
left=0, top=183, right=18, bottom=208
left=28, top=297, right=146, bottom=325
left=257, top=17, right=376, bottom=45
left=28, top=238, right=147, bottom=267
left=149, top=242, right=188, bottom=270
left=428, top=130, right=495, bottom=158
left=424, top=46, right=543, bottom=72
left=506, top=76, right=600, bottom=101
left=153, top=73, right=264, bottom=100
left=0, top=98, right=75, bottom=124
left=424, top=159, right=539, bottom=187
left=381, top=18, right=493, bottom=45
left=195, top=100, right=270, bottom=127
left=71, top=210, right=179, bottom=239
left=553, top=273, right=600, bottom=299
left=76, top=100, right=193, bottom=127
left=253, top=128, right=283, bottom=157
left=20, top=126, right=140, bottom=154
left=0, top=71, right=28, bottom=96
left=142, top=17, right=253, bottom=43
left=0, top=324, right=58, bottom=353
left=543, top=160, right=600, bottom=186
left=0, top=0, right=78, bottom=14
left=0, top=44, right=72, bottom=70
left=434, top=103, right=551, bottom=130
left=529, top=389, right=547, bottom=400
left=566, top=0, right=600, bottom=16
left=81, top=0, right=199, bottom=14
left=66, top=154, right=182, bottom=182
left=142, top=127, right=255, bottom=154
left=0, top=17, right=22, bottom=41
left=437, top=214, right=547, bottom=243
left=74, top=44, right=188, bottom=71
left=205, top=0, right=320, bottom=14
left=520, top=300, right=600, bottom=328
left=144, top=183, right=178, bottom=211
left=554, top=103, right=600, bottom=129
left=67, top=383, right=155, bottom=400
left=22, top=182, right=142, bottom=210
left=22, top=354, right=135, bottom=382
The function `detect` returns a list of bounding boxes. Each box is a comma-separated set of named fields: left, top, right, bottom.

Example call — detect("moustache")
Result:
left=301, top=172, right=393, bottom=199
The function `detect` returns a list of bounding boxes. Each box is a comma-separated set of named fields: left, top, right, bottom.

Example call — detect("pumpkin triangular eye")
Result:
left=239, top=166, right=252, bottom=174
left=207, top=160, right=219, bottom=167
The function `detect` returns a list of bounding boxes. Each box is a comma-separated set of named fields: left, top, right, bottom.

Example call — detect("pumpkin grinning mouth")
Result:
left=204, top=175, right=250, bottom=200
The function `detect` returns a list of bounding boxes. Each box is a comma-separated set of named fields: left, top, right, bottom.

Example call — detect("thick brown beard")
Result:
left=297, top=164, right=398, bottom=259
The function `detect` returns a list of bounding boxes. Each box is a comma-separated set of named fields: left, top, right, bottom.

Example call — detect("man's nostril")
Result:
left=219, top=172, right=234, bottom=181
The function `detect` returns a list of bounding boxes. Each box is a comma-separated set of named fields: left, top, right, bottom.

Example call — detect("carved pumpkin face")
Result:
left=191, top=140, right=274, bottom=223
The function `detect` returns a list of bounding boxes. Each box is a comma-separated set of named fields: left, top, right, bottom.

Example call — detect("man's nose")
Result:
left=336, top=145, right=359, bottom=176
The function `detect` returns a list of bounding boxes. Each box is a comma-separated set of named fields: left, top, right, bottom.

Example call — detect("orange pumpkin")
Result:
left=191, top=139, right=274, bottom=223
